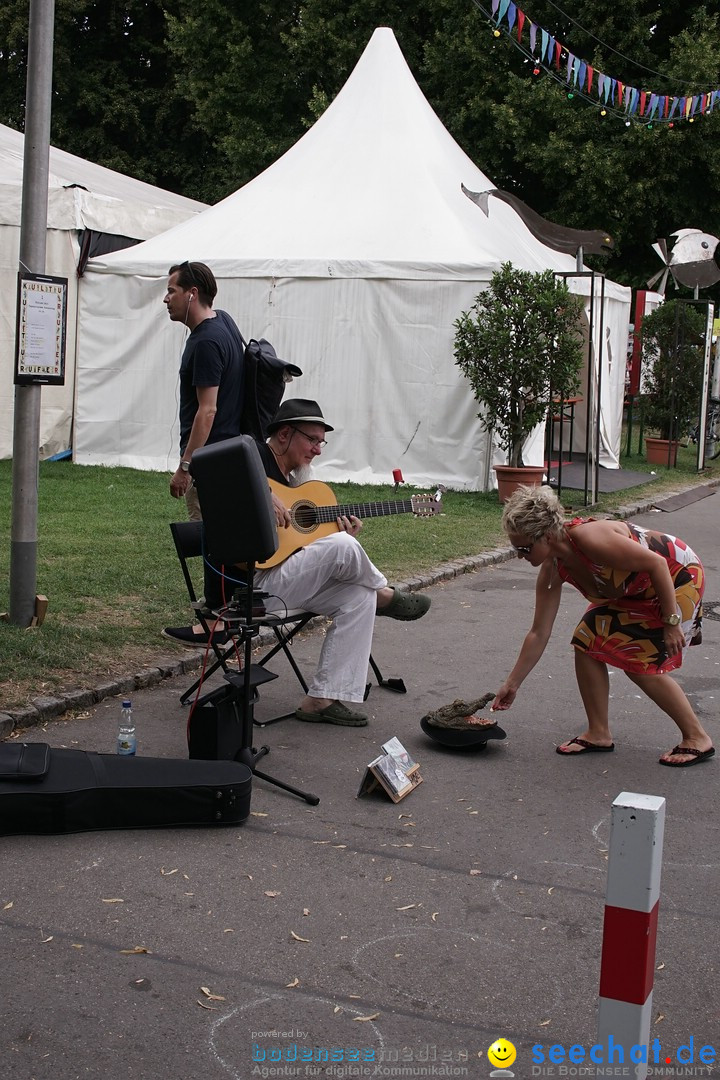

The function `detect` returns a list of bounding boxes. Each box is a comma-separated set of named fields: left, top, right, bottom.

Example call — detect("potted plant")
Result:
left=454, top=262, right=585, bottom=500
left=640, top=300, right=705, bottom=466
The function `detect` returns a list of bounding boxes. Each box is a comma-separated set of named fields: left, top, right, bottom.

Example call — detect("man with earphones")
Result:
left=163, top=261, right=244, bottom=647
left=165, top=261, right=244, bottom=521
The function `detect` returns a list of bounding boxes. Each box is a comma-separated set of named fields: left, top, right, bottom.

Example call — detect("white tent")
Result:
left=75, top=27, right=630, bottom=488
left=0, top=123, right=207, bottom=459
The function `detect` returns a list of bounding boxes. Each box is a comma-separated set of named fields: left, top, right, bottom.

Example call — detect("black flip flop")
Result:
left=556, top=737, right=615, bottom=755
left=659, top=745, right=715, bottom=768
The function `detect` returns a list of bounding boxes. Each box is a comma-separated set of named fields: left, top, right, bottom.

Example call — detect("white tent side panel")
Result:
left=75, top=273, right=492, bottom=487
left=564, top=278, right=632, bottom=469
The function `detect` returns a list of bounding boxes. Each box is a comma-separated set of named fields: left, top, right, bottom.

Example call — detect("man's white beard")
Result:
left=289, top=463, right=314, bottom=487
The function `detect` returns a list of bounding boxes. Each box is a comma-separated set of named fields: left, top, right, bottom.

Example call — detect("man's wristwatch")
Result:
left=179, top=460, right=191, bottom=473
left=662, top=612, right=681, bottom=626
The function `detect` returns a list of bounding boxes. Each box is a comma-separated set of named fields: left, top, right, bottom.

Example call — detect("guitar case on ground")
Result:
left=0, top=744, right=252, bottom=835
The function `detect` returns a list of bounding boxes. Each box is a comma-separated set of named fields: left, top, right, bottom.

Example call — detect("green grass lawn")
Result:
left=0, top=448, right=716, bottom=710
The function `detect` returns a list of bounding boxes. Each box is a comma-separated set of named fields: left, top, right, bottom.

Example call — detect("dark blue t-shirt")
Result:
left=179, top=310, right=245, bottom=454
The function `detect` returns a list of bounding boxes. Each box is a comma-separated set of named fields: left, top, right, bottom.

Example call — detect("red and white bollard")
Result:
left=598, top=792, right=666, bottom=1080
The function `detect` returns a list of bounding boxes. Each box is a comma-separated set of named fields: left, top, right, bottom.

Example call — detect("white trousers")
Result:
left=254, top=533, right=387, bottom=702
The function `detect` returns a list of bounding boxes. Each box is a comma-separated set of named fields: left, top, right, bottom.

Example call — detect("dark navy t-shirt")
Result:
left=178, top=310, right=245, bottom=454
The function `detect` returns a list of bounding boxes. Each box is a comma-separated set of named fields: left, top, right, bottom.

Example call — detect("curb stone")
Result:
left=4, top=477, right=718, bottom=737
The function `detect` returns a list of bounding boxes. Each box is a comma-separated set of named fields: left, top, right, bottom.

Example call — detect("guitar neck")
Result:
left=315, top=500, right=416, bottom=523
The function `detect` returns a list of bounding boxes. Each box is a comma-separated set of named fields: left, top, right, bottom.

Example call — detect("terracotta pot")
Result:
left=645, top=437, right=678, bottom=466
left=492, top=464, right=546, bottom=504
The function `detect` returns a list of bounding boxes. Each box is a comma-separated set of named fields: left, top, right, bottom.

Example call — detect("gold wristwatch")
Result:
left=662, top=613, right=681, bottom=626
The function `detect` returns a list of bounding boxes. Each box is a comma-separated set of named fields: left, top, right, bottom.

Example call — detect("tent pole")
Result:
left=9, top=0, right=55, bottom=626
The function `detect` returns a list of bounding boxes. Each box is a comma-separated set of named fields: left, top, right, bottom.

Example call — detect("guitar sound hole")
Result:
left=293, top=502, right=319, bottom=532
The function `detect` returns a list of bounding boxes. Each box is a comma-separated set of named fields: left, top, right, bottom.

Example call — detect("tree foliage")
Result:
left=640, top=300, right=706, bottom=439
left=1, top=1, right=719, bottom=286
left=454, top=263, right=585, bottom=467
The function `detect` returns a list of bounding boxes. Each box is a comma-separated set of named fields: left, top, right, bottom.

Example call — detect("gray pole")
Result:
left=9, top=0, right=55, bottom=626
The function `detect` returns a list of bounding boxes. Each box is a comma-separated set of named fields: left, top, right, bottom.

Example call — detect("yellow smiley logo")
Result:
left=487, top=1039, right=517, bottom=1069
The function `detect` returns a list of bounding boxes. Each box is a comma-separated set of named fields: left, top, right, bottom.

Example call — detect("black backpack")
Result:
left=239, top=336, right=302, bottom=440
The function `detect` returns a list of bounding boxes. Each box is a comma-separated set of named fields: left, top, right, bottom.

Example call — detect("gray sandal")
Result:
left=377, top=587, right=431, bottom=621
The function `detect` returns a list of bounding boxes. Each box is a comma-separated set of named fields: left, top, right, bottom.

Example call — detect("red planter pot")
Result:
left=645, top=437, right=678, bottom=466
left=492, top=465, right=546, bottom=504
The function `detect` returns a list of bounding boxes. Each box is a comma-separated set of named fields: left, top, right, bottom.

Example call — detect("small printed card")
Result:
left=357, top=737, right=423, bottom=803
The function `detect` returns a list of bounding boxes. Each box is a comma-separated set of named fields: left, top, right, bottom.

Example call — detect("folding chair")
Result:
left=169, top=519, right=407, bottom=718
left=169, top=520, right=316, bottom=717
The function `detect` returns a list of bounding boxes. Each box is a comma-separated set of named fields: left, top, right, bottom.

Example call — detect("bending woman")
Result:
left=491, top=486, right=714, bottom=767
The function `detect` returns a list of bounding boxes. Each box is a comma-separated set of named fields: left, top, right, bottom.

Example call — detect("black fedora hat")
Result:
left=266, top=398, right=334, bottom=434
left=420, top=715, right=507, bottom=748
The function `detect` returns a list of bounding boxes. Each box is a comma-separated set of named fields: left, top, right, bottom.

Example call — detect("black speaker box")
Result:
left=190, top=435, right=278, bottom=566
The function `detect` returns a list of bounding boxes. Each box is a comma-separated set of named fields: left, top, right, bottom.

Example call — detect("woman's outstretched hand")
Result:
left=491, top=683, right=516, bottom=711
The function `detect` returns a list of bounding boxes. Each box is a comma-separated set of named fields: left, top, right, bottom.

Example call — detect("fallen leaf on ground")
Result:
left=264, top=891, right=280, bottom=898
left=250, top=811, right=268, bottom=818
left=654, top=1014, right=665, bottom=1024
left=286, top=978, right=299, bottom=988
left=396, top=904, right=417, bottom=911
left=539, top=1019, right=551, bottom=1026
left=161, top=868, right=178, bottom=876
left=431, top=912, right=439, bottom=922
left=353, top=1013, right=380, bottom=1022
left=303, top=908, right=310, bottom=916
left=200, top=987, right=226, bottom=1001
left=197, top=1000, right=218, bottom=1010
left=120, top=946, right=150, bottom=955
left=656, top=962, right=665, bottom=971
left=102, top=898, right=124, bottom=904
left=3, top=901, right=13, bottom=910
left=291, top=931, right=310, bottom=942
left=41, top=935, right=53, bottom=943
left=547, top=887, right=554, bottom=895
left=470, top=870, right=482, bottom=876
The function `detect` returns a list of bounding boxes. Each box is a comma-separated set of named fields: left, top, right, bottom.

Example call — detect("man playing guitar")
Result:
left=252, top=398, right=431, bottom=727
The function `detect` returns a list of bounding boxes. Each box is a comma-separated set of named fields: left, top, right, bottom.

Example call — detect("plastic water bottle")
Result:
left=117, top=699, right=137, bottom=756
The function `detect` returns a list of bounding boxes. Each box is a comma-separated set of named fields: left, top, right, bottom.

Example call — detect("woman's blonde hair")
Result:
left=501, top=485, right=566, bottom=542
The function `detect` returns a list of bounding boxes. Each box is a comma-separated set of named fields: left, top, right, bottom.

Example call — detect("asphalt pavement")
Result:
left=2, top=488, right=718, bottom=1080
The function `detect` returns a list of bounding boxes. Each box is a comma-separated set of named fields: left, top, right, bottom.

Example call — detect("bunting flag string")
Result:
left=486, top=0, right=719, bottom=125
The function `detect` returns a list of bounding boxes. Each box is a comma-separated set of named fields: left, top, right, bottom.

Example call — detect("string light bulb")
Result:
left=493, top=29, right=501, bottom=37
left=600, top=108, right=607, bottom=117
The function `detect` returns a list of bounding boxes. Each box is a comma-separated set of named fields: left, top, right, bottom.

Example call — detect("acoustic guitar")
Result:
left=257, top=479, right=444, bottom=570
